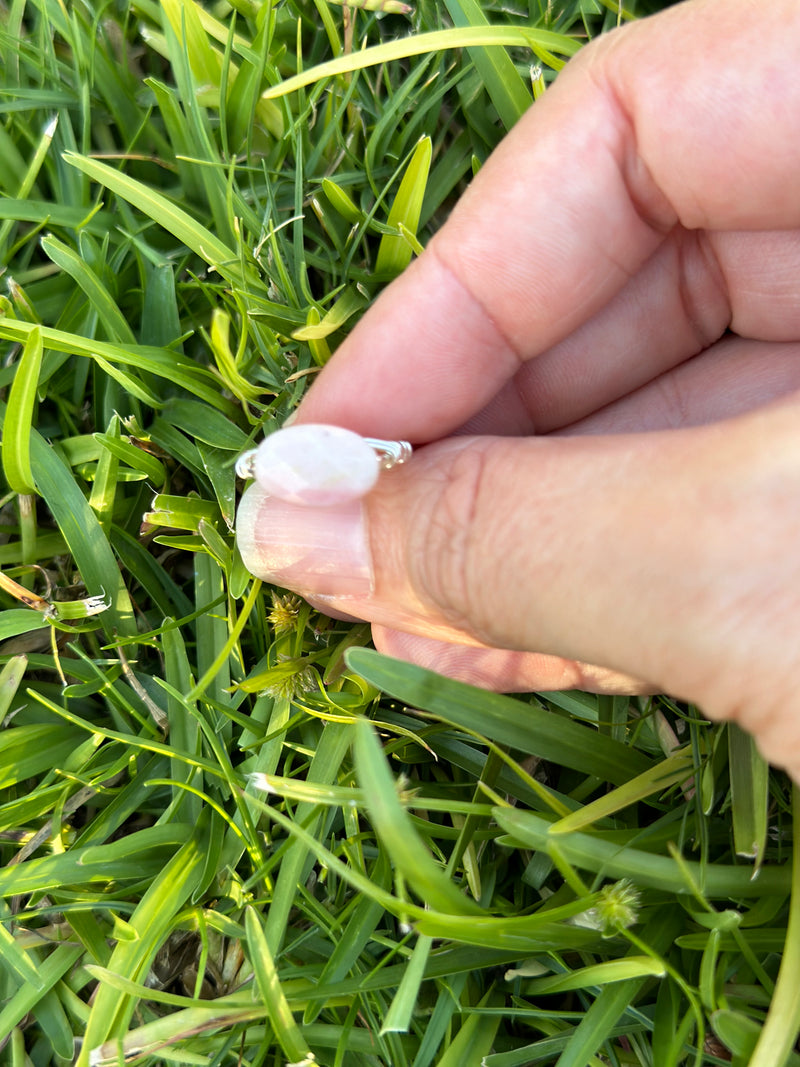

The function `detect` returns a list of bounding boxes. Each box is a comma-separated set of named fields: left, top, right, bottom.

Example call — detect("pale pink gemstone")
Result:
left=252, top=424, right=379, bottom=506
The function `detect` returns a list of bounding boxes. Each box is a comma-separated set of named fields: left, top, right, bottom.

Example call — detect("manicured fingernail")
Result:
left=236, top=484, right=373, bottom=598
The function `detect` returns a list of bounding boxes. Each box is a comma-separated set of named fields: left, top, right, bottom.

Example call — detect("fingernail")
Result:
left=236, top=484, right=373, bottom=598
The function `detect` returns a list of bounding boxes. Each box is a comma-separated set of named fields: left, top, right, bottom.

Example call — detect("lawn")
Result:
left=0, top=0, right=795, bottom=1064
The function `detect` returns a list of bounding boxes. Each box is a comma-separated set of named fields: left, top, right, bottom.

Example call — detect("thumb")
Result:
left=236, top=405, right=800, bottom=767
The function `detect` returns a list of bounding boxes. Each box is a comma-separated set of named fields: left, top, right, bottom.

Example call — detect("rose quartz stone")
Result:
left=252, top=424, right=379, bottom=506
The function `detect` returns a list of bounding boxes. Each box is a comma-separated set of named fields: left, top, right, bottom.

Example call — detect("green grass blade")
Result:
left=748, top=785, right=800, bottom=1067
left=353, top=718, right=483, bottom=915
left=18, top=410, right=137, bottom=638
left=0, top=922, right=46, bottom=993
left=410, top=972, right=469, bottom=1067
left=263, top=721, right=354, bottom=954
left=29, top=987, right=75, bottom=1061
left=63, top=152, right=255, bottom=289
left=94, top=431, right=167, bottom=485
left=40, top=235, right=137, bottom=344
left=381, top=935, right=433, bottom=1034
left=0, top=609, right=49, bottom=642
left=161, top=623, right=202, bottom=822
left=0, top=723, right=83, bottom=788
left=261, top=27, right=581, bottom=99
left=291, top=286, right=367, bottom=341
left=244, top=906, right=314, bottom=1066
left=525, top=956, right=665, bottom=996
left=160, top=0, right=223, bottom=89
left=0, top=655, right=27, bottom=720
left=376, top=136, right=432, bottom=276
left=0, top=319, right=234, bottom=411
left=436, top=987, right=501, bottom=1067
left=443, top=0, right=531, bottom=129
left=303, top=850, right=391, bottom=1024
left=89, top=414, right=120, bottom=532
left=549, top=747, right=695, bottom=834
left=75, top=816, right=210, bottom=1067
left=0, top=115, right=58, bottom=257
left=729, top=723, right=769, bottom=867
left=0, top=824, right=192, bottom=897
left=554, top=907, right=685, bottom=1067
left=495, top=807, right=790, bottom=898
left=0, top=944, right=83, bottom=1046
left=2, top=325, right=43, bottom=494
left=346, top=649, right=651, bottom=784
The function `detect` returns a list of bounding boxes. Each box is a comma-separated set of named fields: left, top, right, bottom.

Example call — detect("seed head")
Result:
left=267, top=592, right=302, bottom=635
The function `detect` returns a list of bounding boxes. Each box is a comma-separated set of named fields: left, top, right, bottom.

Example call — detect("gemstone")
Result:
left=252, top=424, right=380, bottom=506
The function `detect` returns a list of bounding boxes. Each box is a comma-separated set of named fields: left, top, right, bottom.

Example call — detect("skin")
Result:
left=245, top=0, right=800, bottom=779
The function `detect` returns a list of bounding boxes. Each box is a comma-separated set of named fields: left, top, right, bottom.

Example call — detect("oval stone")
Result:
left=252, top=424, right=380, bottom=506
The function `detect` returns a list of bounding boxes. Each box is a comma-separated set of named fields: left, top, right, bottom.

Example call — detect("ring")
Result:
left=235, top=423, right=413, bottom=507
left=234, top=434, right=412, bottom=479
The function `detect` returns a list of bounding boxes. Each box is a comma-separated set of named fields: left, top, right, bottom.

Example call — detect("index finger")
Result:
left=296, top=0, right=800, bottom=441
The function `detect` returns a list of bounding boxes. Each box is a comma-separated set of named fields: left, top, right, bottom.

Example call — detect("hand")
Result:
left=237, top=0, right=800, bottom=779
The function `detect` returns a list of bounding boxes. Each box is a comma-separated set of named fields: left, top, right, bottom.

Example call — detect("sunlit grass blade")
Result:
left=244, top=907, right=315, bottom=1066
left=0, top=115, right=58, bottom=257
left=160, top=0, right=224, bottom=91
left=0, top=655, right=27, bottom=720
left=0, top=823, right=192, bottom=897
left=526, top=956, right=666, bottom=995
left=2, top=325, right=43, bottom=495
left=354, top=717, right=484, bottom=914
left=0, top=319, right=236, bottom=411
left=75, top=817, right=210, bottom=1067
left=376, top=136, right=431, bottom=275
left=291, top=286, right=367, bottom=341
left=261, top=27, right=581, bottom=99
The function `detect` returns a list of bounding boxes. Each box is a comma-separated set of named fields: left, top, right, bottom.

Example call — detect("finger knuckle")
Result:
left=407, top=442, right=496, bottom=636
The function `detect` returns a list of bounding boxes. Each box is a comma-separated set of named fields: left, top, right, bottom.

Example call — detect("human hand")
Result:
left=237, top=0, right=800, bottom=777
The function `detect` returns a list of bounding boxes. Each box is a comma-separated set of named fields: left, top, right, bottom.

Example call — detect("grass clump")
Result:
left=0, top=0, right=796, bottom=1065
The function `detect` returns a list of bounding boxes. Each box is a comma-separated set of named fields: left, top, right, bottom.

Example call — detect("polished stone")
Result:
left=252, top=423, right=380, bottom=506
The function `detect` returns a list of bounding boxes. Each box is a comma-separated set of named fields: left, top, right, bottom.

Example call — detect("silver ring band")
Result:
left=362, top=437, right=413, bottom=471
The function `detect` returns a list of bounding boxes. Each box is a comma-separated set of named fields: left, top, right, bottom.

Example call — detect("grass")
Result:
left=0, top=0, right=795, bottom=1064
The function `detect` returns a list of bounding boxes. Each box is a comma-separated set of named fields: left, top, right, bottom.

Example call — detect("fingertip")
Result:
left=292, top=250, right=520, bottom=441
left=372, top=626, right=652, bottom=695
